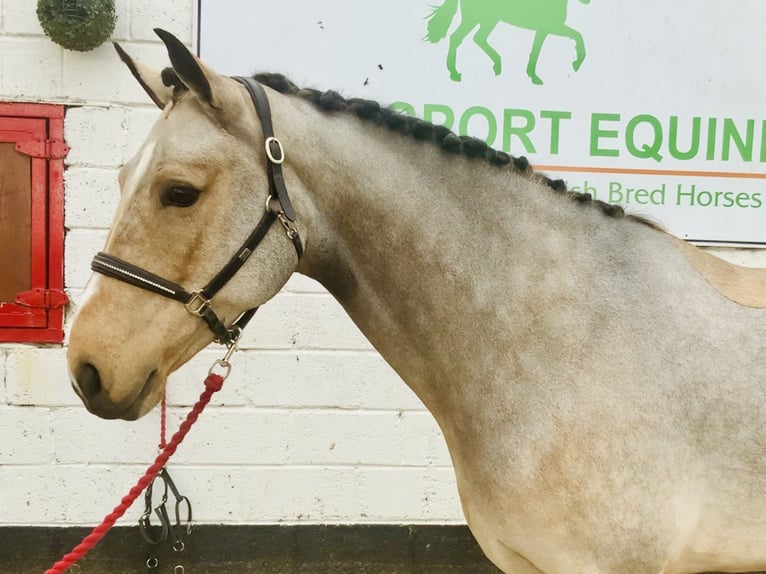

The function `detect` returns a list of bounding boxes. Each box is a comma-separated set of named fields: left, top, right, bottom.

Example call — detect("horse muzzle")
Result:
left=69, top=361, right=160, bottom=420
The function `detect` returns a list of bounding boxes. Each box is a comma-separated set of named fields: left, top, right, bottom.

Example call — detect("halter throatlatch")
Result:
left=91, top=77, right=303, bottom=348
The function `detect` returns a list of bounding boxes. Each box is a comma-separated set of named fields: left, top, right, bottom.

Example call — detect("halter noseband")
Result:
left=91, top=77, right=303, bottom=347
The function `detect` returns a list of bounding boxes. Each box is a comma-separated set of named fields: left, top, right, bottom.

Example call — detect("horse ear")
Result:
left=154, top=28, right=218, bottom=108
left=113, top=42, right=173, bottom=109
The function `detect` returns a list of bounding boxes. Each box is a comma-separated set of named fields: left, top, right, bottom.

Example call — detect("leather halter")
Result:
left=91, top=77, right=303, bottom=347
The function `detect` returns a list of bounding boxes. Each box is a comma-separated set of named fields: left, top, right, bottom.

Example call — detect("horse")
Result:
left=67, top=28, right=766, bottom=574
left=425, top=0, right=589, bottom=85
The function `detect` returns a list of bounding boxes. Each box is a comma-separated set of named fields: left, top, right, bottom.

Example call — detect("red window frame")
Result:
left=0, top=103, right=68, bottom=344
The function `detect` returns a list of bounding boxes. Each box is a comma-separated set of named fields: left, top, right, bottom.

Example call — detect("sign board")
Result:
left=199, top=0, right=766, bottom=246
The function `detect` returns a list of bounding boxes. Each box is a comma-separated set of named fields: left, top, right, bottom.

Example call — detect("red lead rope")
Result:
left=159, top=390, right=167, bottom=451
left=44, top=372, right=224, bottom=574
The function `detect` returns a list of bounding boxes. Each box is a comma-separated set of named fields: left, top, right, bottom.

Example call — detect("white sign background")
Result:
left=199, top=1, right=766, bottom=246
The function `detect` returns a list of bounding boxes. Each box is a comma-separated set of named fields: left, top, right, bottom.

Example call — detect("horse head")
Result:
left=67, top=30, right=305, bottom=420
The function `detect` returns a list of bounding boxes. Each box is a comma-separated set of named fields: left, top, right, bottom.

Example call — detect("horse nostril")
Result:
left=75, top=362, right=102, bottom=400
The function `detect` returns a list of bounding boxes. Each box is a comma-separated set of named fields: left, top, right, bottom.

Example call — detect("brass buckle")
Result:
left=185, top=291, right=211, bottom=317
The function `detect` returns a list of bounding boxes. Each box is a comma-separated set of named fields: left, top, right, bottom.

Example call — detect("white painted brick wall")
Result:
left=0, top=0, right=461, bottom=529
left=2, top=0, right=765, bottom=534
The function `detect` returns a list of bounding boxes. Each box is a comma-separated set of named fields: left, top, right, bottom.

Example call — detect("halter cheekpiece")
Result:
left=91, top=77, right=303, bottom=348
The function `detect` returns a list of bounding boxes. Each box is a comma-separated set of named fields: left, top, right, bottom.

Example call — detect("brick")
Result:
left=284, top=274, right=326, bottom=294
left=283, top=410, right=447, bottom=466
left=64, top=167, right=120, bottom=229
left=706, top=246, right=766, bottom=268
left=423, top=466, right=465, bottom=519
left=2, top=0, right=44, bottom=35
left=0, top=38, right=63, bottom=100
left=89, top=346, right=423, bottom=413
left=0, top=1, right=127, bottom=41
left=129, top=1, right=195, bottom=44
left=162, top=407, right=447, bottom=468
left=0, top=464, right=146, bottom=525
left=44, top=404, right=445, bottom=469
left=241, top=293, right=372, bottom=350
left=355, top=467, right=430, bottom=521
left=170, top=466, right=364, bottom=523
left=0, top=407, right=54, bottom=464
left=290, top=294, right=372, bottom=349
left=166, top=408, right=291, bottom=466
left=152, top=466, right=458, bottom=524
left=122, top=106, right=161, bottom=161
left=112, top=0, right=131, bottom=41
left=230, top=294, right=296, bottom=350
left=4, top=348, right=77, bottom=407
left=64, top=229, right=108, bottom=289
left=59, top=300, right=392, bottom=406
left=0, top=463, right=463, bottom=525
left=214, top=350, right=423, bottom=411
left=0, top=350, right=7, bottom=404
left=51, top=407, right=160, bottom=464
left=163, top=349, right=251, bottom=408
left=65, top=106, right=126, bottom=168
left=62, top=288, right=81, bottom=340
left=356, top=464, right=462, bottom=522
left=64, top=41, right=170, bottom=104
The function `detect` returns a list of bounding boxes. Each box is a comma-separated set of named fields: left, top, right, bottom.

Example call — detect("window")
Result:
left=0, top=103, right=68, bottom=343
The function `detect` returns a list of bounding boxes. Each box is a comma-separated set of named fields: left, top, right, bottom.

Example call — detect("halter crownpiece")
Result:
left=91, top=77, right=302, bottom=347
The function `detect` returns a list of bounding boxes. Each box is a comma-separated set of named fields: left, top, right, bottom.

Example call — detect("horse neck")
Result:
left=280, top=96, right=640, bottom=415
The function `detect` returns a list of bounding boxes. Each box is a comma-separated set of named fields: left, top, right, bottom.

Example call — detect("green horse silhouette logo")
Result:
left=425, top=0, right=590, bottom=85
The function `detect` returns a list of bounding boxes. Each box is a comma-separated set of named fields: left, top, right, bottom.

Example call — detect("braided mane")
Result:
left=254, top=72, right=652, bottom=225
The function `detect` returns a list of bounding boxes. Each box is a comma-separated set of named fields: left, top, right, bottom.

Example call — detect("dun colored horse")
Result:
left=425, top=0, right=589, bottom=84
left=68, top=29, right=766, bottom=574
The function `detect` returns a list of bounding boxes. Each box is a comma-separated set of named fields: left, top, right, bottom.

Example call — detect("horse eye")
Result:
left=162, top=186, right=200, bottom=207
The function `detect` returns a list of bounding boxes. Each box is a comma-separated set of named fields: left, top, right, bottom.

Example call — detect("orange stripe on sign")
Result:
left=534, top=165, right=766, bottom=180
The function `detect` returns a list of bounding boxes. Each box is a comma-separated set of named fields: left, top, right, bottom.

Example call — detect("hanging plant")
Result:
left=37, top=0, right=117, bottom=52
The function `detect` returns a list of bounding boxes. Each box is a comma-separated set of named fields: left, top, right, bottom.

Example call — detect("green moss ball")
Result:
left=37, top=0, right=116, bottom=52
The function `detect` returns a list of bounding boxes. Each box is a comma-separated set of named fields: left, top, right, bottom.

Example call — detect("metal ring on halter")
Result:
left=208, top=359, right=232, bottom=380
left=265, top=193, right=282, bottom=213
